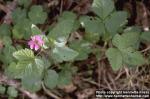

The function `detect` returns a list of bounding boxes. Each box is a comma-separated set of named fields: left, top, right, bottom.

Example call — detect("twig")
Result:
left=82, top=78, right=99, bottom=87
left=0, top=3, right=8, bottom=13
left=42, top=82, right=61, bottom=99
left=141, top=46, right=150, bottom=53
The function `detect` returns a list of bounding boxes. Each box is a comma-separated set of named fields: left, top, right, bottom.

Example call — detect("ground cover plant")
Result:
left=0, top=0, right=150, bottom=99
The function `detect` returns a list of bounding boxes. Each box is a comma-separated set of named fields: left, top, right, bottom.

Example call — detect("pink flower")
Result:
left=28, top=35, right=44, bottom=51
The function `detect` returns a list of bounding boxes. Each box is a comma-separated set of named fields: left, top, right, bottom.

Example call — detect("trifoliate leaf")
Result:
left=44, top=70, right=59, bottom=89
left=92, top=0, right=114, bottom=19
left=106, top=48, right=123, bottom=71
left=28, top=5, right=47, bottom=24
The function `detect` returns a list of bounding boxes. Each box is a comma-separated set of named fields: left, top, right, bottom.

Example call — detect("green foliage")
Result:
left=57, top=64, right=74, bottom=86
left=106, top=48, right=123, bottom=71
left=12, top=18, right=32, bottom=39
left=140, top=31, right=150, bottom=43
left=112, top=32, right=140, bottom=50
left=92, top=0, right=114, bottom=19
left=31, top=24, right=42, bottom=35
left=69, top=40, right=92, bottom=60
left=18, top=0, right=32, bottom=8
left=0, top=24, right=11, bottom=37
left=51, top=46, right=78, bottom=62
left=106, top=32, right=146, bottom=71
left=48, top=12, right=77, bottom=41
left=44, top=70, right=59, bottom=89
left=13, top=48, right=34, bottom=61
left=28, top=5, right=47, bottom=24
left=105, top=11, right=128, bottom=35
left=0, top=45, right=16, bottom=66
left=7, top=87, right=18, bottom=98
left=0, top=85, right=6, bottom=94
left=12, top=8, right=27, bottom=24
left=22, top=72, right=42, bottom=92
left=0, top=0, right=149, bottom=94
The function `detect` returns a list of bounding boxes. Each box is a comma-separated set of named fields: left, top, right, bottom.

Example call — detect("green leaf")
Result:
left=92, top=0, right=114, bottom=19
left=44, top=70, right=59, bottom=89
left=12, top=8, right=27, bottom=24
left=112, top=32, right=140, bottom=50
left=69, top=40, right=92, bottom=61
left=48, top=19, right=75, bottom=41
left=34, top=58, right=45, bottom=75
left=140, top=31, right=150, bottom=43
left=28, top=5, right=47, bottom=24
left=6, top=59, right=44, bottom=79
left=80, top=16, right=105, bottom=35
left=0, top=45, right=16, bottom=66
left=105, top=11, right=128, bottom=35
left=124, top=26, right=142, bottom=33
left=31, top=24, right=42, bottom=35
left=7, top=87, right=18, bottom=98
left=106, top=48, right=123, bottom=71
left=48, top=11, right=77, bottom=41
left=22, top=72, right=42, bottom=92
left=18, top=0, right=32, bottom=7
left=2, top=36, right=12, bottom=46
left=0, top=24, right=11, bottom=37
left=58, top=11, right=76, bottom=21
left=7, top=49, right=44, bottom=79
left=12, top=18, right=32, bottom=39
left=51, top=46, right=78, bottom=62
left=0, top=85, right=6, bottom=94
left=13, top=49, right=34, bottom=61
left=57, top=68, right=72, bottom=86
left=122, top=49, right=145, bottom=66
